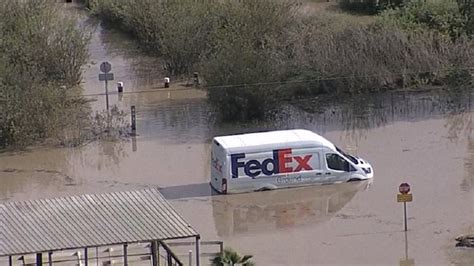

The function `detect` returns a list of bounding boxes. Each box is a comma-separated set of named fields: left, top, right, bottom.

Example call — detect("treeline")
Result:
left=91, top=0, right=472, bottom=121
left=0, top=0, right=90, bottom=147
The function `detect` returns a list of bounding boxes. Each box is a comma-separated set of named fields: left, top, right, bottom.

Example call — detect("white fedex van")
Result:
left=210, top=129, right=373, bottom=194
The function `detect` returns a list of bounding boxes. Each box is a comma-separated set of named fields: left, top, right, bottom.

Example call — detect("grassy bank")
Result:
left=91, top=0, right=472, bottom=121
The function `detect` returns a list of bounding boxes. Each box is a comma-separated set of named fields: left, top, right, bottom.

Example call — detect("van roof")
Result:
left=213, top=129, right=336, bottom=153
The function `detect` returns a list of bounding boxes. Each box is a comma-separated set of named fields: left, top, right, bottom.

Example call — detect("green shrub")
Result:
left=202, top=0, right=299, bottom=120
left=93, top=0, right=219, bottom=76
left=0, top=0, right=90, bottom=147
left=457, top=0, right=474, bottom=36
left=91, top=0, right=473, bottom=122
left=379, top=0, right=468, bottom=39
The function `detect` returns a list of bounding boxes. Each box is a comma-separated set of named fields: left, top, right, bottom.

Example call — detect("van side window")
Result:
left=326, top=153, right=350, bottom=172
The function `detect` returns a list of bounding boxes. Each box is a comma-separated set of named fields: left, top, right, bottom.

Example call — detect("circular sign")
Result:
left=100, top=62, right=112, bottom=73
left=399, top=183, right=410, bottom=194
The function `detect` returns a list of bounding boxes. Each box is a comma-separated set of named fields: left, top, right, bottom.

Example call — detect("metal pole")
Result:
left=48, top=251, right=53, bottom=266
left=105, top=79, right=109, bottom=111
left=96, top=247, right=99, bottom=266
left=151, top=241, right=158, bottom=266
left=131, top=106, right=136, bottom=132
left=404, top=230, right=408, bottom=260
left=195, top=236, right=200, bottom=266
left=156, top=241, right=160, bottom=266
left=9, top=256, right=12, bottom=266
left=404, top=202, right=408, bottom=231
left=36, top=253, right=43, bottom=266
left=189, top=250, right=193, bottom=266
left=84, top=248, right=88, bottom=266
left=123, top=244, right=128, bottom=266
left=167, top=252, right=172, bottom=265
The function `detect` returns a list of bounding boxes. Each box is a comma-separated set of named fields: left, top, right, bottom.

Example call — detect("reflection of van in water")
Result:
left=212, top=181, right=371, bottom=236
left=210, top=129, right=373, bottom=194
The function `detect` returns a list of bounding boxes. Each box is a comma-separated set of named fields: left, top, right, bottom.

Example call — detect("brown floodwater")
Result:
left=1, top=2, right=473, bottom=265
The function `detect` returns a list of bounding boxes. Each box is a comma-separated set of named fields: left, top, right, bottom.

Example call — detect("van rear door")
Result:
left=211, top=139, right=227, bottom=193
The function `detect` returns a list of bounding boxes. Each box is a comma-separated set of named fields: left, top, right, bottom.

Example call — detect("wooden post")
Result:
left=123, top=244, right=128, bottom=266
left=36, top=253, right=43, bottom=266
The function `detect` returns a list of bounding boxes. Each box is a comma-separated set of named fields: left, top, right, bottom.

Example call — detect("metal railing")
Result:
left=165, top=240, right=224, bottom=266
left=3, top=241, right=183, bottom=266
left=3, top=240, right=224, bottom=266
left=161, top=241, right=183, bottom=266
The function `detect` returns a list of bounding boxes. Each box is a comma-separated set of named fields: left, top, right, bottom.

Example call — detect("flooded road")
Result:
left=1, top=2, right=473, bottom=265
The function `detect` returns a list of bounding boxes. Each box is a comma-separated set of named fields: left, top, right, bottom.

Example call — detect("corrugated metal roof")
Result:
left=0, top=188, right=198, bottom=256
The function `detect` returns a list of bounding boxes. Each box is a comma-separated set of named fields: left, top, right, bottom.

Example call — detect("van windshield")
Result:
left=336, top=146, right=358, bottom=164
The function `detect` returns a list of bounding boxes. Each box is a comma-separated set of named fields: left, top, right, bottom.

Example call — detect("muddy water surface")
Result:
left=0, top=3, right=473, bottom=266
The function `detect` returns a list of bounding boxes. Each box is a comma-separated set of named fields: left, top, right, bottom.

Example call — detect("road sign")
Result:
left=397, top=182, right=413, bottom=231
left=399, top=183, right=410, bottom=194
left=99, top=73, right=114, bottom=81
left=397, top=193, right=413, bottom=202
left=100, top=61, right=112, bottom=73
left=98, top=62, right=114, bottom=111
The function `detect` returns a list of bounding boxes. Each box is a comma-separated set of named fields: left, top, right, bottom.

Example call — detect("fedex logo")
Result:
left=231, top=148, right=312, bottom=178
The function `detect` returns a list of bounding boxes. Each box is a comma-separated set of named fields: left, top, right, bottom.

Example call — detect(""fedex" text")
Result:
left=231, top=149, right=312, bottom=178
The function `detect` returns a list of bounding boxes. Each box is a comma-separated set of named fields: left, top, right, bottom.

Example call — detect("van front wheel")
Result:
left=255, top=185, right=276, bottom=192
left=347, top=178, right=362, bottom=182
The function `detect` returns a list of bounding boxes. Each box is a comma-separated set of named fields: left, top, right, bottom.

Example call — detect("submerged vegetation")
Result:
left=91, top=0, right=473, bottom=121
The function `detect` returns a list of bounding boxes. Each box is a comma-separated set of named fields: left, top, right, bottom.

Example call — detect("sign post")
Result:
left=397, top=183, right=413, bottom=231
left=99, top=62, right=114, bottom=111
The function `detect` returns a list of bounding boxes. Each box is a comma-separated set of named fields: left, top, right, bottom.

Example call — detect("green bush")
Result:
left=93, top=0, right=219, bottom=76
left=91, top=0, right=473, bottom=122
left=379, top=0, right=468, bottom=39
left=457, top=0, right=474, bottom=36
left=202, top=0, right=299, bottom=120
left=0, top=0, right=90, bottom=147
